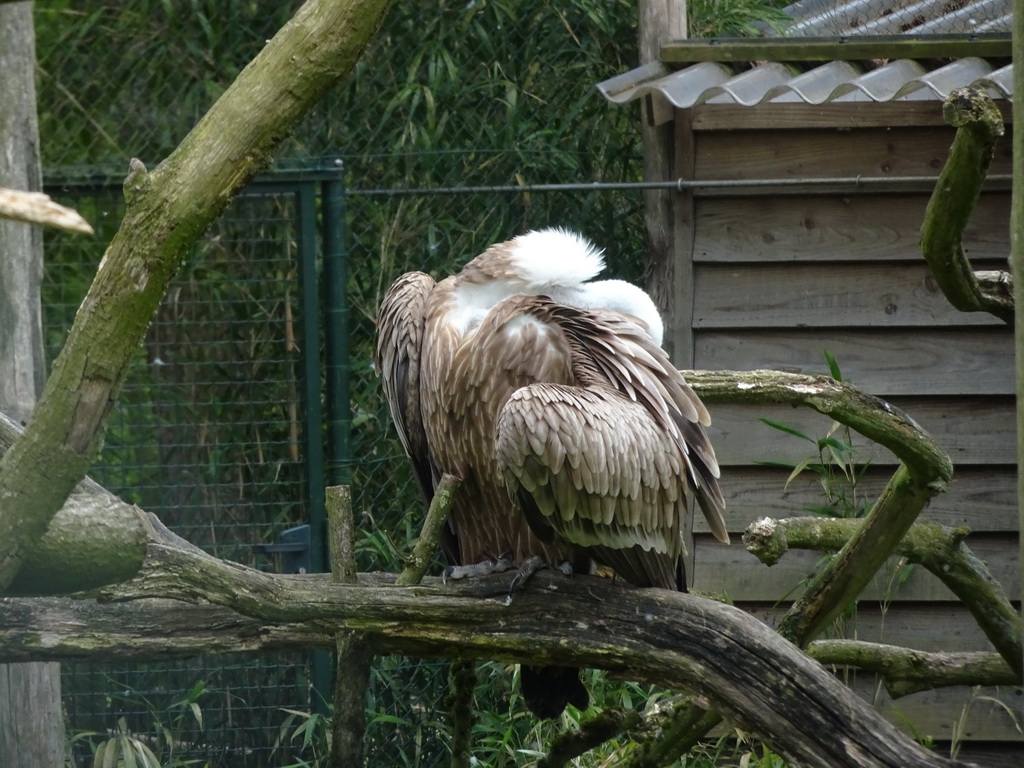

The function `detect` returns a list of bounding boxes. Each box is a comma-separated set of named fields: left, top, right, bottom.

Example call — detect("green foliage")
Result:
left=87, top=719, right=163, bottom=768
left=688, top=0, right=793, bottom=38
left=70, top=681, right=209, bottom=768
left=758, top=352, right=871, bottom=520
left=270, top=709, right=332, bottom=768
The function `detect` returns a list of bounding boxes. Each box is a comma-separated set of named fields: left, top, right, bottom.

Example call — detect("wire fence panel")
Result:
left=44, top=179, right=323, bottom=768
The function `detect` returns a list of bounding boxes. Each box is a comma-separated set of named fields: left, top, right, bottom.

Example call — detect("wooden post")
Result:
left=0, top=4, right=66, bottom=765
left=638, top=2, right=699, bottom=586
left=326, top=485, right=372, bottom=768
left=639, top=0, right=686, bottom=358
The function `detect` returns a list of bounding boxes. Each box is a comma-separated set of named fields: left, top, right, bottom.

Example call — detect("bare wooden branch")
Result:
left=806, top=639, right=1019, bottom=698
left=74, top=539, right=972, bottom=768
left=745, top=516, right=1023, bottom=679
left=0, top=187, right=94, bottom=235
left=919, top=86, right=1013, bottom=324
left=395, top=473, right=461, bottom=586
left=2, top=595, right=1014, bottom=699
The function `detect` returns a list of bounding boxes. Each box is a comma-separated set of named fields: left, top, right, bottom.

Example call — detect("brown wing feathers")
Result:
left=374, top=271, right=437, bottom=504
left=494, top=297, right=728, bottom=589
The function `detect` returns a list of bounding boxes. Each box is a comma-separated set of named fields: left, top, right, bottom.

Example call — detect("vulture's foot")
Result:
left=509, top=556, right=574, bottom=592
left=441, top=556, right=513, bottom=584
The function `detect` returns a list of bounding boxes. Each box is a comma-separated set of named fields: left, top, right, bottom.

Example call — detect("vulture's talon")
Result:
left=509, top=555, right=547, bottom=592
left=442, top=557, right=513, bottom=584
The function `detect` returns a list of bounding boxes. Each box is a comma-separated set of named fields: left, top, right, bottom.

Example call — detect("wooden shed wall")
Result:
left=672, top=100, right=1021, bottom=743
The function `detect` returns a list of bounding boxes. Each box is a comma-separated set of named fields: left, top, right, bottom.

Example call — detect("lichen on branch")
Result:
left=919, top=85, right=1013, bottom=323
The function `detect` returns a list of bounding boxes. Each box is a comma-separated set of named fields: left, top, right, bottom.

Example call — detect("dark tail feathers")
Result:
left=520, top=665, right=589, bottom=719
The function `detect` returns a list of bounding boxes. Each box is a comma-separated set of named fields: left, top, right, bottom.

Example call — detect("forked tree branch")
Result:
left=688, top=370, right=952, bottom=645
left=745, top=516, right=1022, bottom=678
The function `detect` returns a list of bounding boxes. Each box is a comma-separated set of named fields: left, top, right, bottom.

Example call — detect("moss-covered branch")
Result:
left=745, top=516, right=1023, bottom=679
left=396, top=473, right=461, bottom=586
left=0, top=413, right=150, bottom=594
left=686, top=370, right=952, bottom=482
left=77, top=542, right=969, bottom=768
left=919, top=85, right=1013, bottom=323
left=806, top=639, right=1018, bottom=698
left=688, top=370, right=952, bottom=646
left=0, top=0, right=391, bottom=591
left=3, top=596, right=1014, bottom=700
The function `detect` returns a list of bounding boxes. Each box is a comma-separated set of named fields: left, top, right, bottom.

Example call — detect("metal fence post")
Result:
left=296, top=179, right=332, bottom=713
left=323, top=160, right=351, bottom=489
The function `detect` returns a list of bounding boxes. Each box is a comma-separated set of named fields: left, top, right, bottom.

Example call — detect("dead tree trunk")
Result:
left=0, top=4, right=65, bottom=764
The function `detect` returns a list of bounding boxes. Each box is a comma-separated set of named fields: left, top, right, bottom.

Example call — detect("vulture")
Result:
left=375, top=228, right=728, bottom=718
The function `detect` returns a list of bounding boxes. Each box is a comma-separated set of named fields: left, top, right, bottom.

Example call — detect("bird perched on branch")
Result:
left=376, top=228, right=727, bottom=718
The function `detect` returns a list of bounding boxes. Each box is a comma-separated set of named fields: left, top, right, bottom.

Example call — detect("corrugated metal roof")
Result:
left=781, top=0, right=1010, bottom=37
left=597, top=0, right=1014, bottom=108
left=598, top=58, right=1013, bottom=108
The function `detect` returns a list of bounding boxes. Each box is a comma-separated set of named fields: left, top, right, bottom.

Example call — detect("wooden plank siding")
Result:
left=693, top=262, right=1008, bottom=328
left=698, top=466, right=1019, bottom=534
left=693, top=194, right=1011, bottom=263
left=674, top=99, right=1020, bottom=744
left=693, top=126, right=1014, bottom=181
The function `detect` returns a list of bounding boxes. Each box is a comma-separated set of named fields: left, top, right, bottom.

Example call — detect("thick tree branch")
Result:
left=919, top=86, right=1013, bottom=323
left=0, top=597, right=331, bottom=661
left=0, top=412, right=150, bottom=595
left=0, top=0, right=391, bottom=591
left=71, top=542, right=972, bottom=768
left=2, top=597, right=1014, bottom=698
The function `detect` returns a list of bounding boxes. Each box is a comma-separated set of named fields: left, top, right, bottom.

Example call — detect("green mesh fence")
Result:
left=44, top=177, right=327, bottom=768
